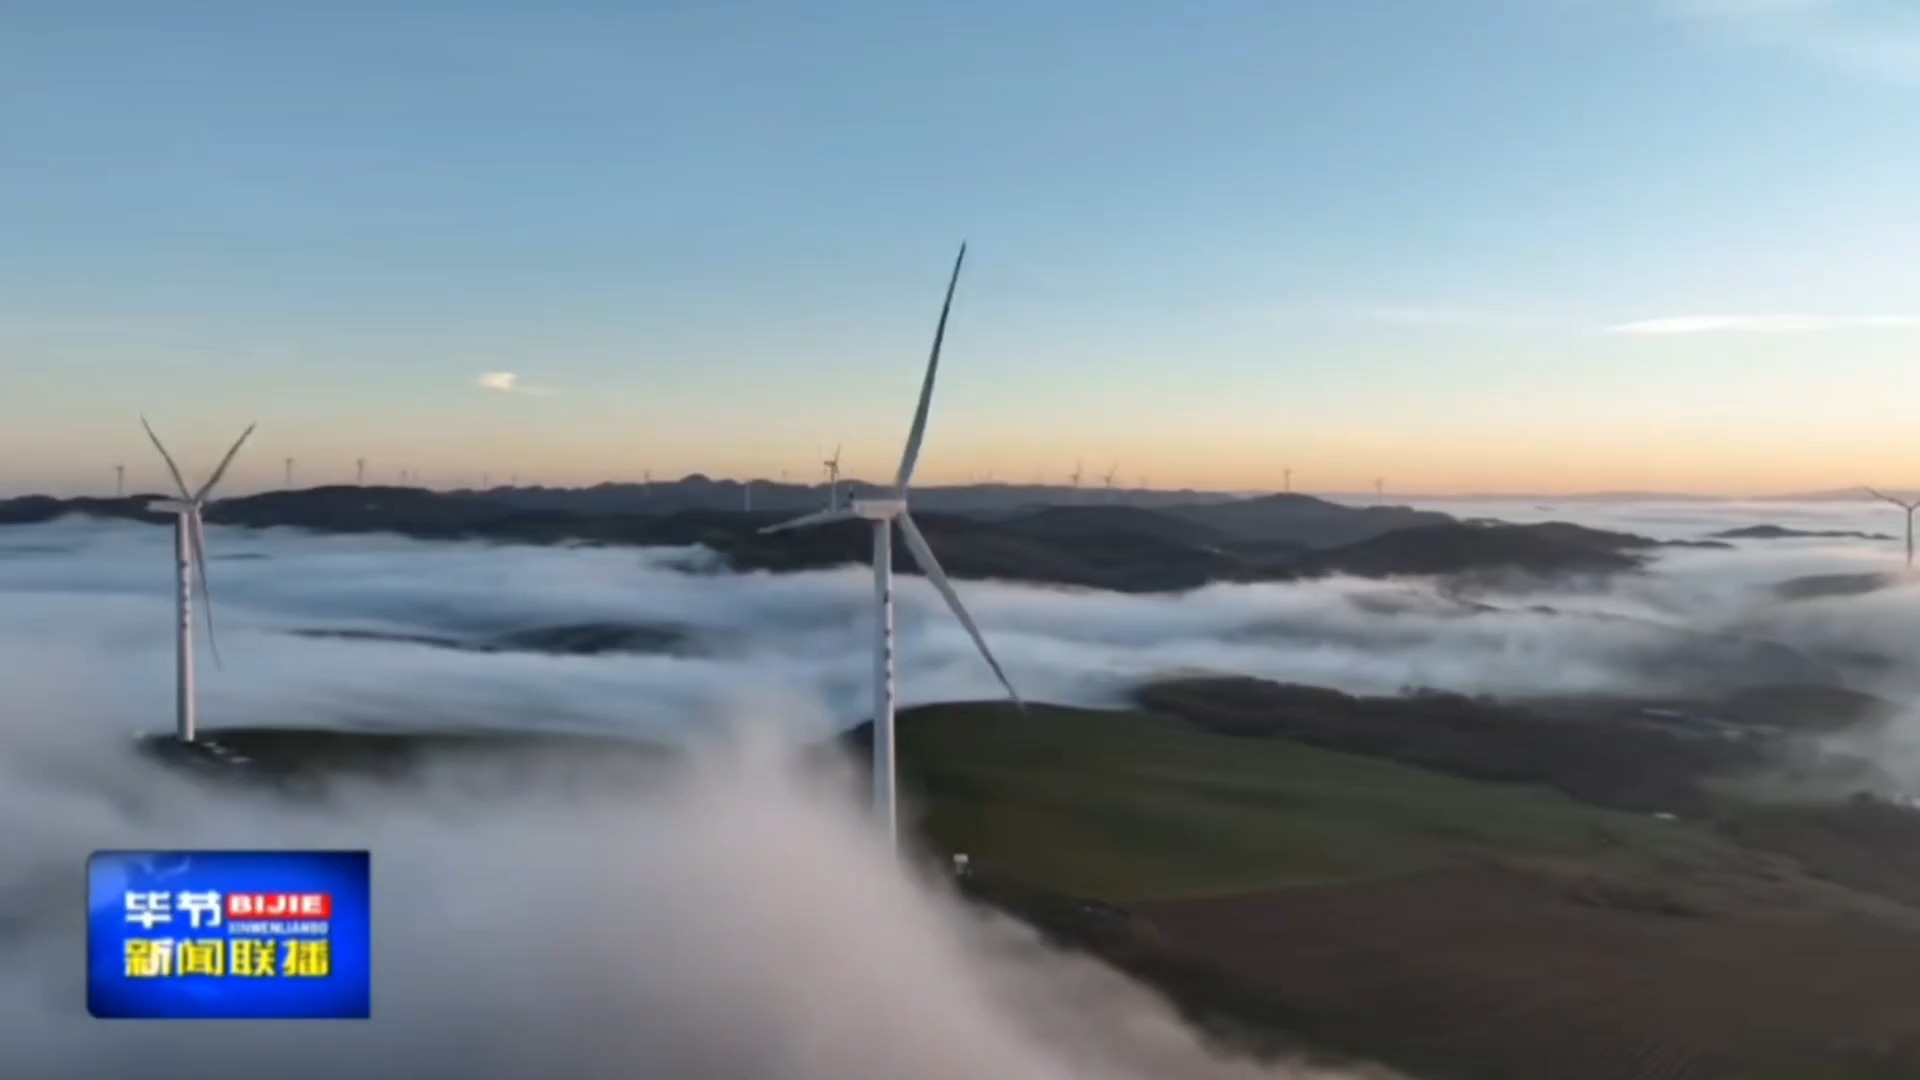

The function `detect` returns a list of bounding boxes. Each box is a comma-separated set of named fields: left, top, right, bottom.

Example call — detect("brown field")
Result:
left=1141, top=864, right=1920, bottom=1080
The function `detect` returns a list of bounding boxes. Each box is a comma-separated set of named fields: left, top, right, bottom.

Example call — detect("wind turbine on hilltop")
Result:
left=1070, top=461, right=1084, bottom=503
left=824, top=444, right=844, bottom=510
left=1103, top=464, right=1119, bottom=503
left=283, top=457, right=294, bottom=489
left=115, top=464, right=125, bottom=497
left=140, top=416, right=256, bottom=744
left=355, top=458, right=367, bottom=486
left=1864, top=487, right=1920, bottom=569
left=760, top=244, right=1023, bottom=850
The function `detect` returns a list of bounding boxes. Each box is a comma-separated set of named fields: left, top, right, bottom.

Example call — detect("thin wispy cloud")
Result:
left=1610, top=315, right=1920, bottom=336
left=1663, top=0, right=1920, bottom=85
left=476, top=372, right=557, bottom=396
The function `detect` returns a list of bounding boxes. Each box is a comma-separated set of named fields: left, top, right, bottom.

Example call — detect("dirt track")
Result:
left=1142, top=865, right=1920, bottom=1080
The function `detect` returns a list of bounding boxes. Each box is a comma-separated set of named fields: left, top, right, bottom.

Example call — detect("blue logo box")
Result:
left=87, top=850, right=371, bottom=1019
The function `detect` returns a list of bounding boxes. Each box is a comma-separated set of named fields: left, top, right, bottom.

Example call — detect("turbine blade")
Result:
left=897, top=512, right=1023, bottom=709
left=196, top=422, right=258, bottom=500
left=759, top=507, right=857, bottom=535
left=140, top=416, right=194, bottom=499
left=894, top=243, right=967, bottom=491
left=188, top=510, right=224, bottom=671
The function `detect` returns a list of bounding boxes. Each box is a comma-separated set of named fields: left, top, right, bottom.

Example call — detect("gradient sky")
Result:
left=4, top=0, right=1919, bottom=496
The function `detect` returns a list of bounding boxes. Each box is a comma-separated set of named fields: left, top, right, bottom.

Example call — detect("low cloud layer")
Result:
left=4, top=504, right=1920, bottom=740
left=0, top=708, right=1391, bottom=1078
left=2, top=500, right=1918, bottom=1075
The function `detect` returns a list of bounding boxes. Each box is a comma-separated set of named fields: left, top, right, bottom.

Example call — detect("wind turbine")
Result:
left=140, top=416, right=256, bottom=743
left=759, top=244, right=1022, bottom=850
left=283, top=457, right=294, bottom=489
left=1284, top=467, right=1292, bottom=494
left=823, top=444, right=844, bottom=510
left=1103, top=464, right=1119, bottom=503
left=355, top=458, right=367, bottom=486
left=115, top=465, right=125, bottom=497
left=1865, top=487, right=1920, bottom=569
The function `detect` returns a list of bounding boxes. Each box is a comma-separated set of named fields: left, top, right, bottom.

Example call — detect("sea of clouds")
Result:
left=0, top=497, right=1915, bottom=1077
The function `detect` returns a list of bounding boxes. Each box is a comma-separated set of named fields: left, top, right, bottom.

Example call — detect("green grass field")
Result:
left=893, top=702, right=1920, bottom=1080
left=896, top=702, right=1723, bottom=903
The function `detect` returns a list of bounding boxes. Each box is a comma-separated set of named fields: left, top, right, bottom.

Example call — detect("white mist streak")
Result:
left=0, top=700, right=1390, bottom=1079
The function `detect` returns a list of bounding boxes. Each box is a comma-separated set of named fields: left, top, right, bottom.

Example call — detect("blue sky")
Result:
left=3, top=0, right=1918, bottom=495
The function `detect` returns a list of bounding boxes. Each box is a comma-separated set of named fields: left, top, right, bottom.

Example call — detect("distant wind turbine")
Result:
left=140, top=416, right=256, bottom=743
left=283, top=457, right=294, bottom=489
left=115, top=464, right=125, bottom=497
left=824, top=444, right=844, bottom=510
left=1284, top=467, right=1292, bottom=494
left=1865, top=487, right=1920, bottom=568
left=1069, top=461, right=1084, bottom=503
left=355, top=458, right=367, bottom=486
left=759, top=244, right=1022, bottom=851
left=1103, top=464, right=1119, bottom=503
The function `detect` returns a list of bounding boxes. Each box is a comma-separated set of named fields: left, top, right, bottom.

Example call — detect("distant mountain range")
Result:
left=0, top=485, right=1715, bottom=593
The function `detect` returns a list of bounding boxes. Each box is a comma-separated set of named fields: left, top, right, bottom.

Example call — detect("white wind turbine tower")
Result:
left=140, top=416, right=256, bottom=744
left=355, top=458, right=367, bottom=485
left=760, top=244, right=1022, bottom=850
left=824, top=444, right=844, bottom=510
left=1865, top=487, right=1920, bottom=569
left=115, top=464, right=126, bottom=497
left=1069, top=461, right=1084, bottom=503
left=1103, top=464, right=1119, bottom=503
left=283, top=457, right=294, bottom=489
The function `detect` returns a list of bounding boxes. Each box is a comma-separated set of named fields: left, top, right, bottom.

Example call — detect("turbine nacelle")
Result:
left=850, top=497, right=908, bottom=520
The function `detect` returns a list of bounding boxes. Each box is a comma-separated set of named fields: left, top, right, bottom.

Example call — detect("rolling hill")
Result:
left=0, top=489, right=1673, bottom=591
